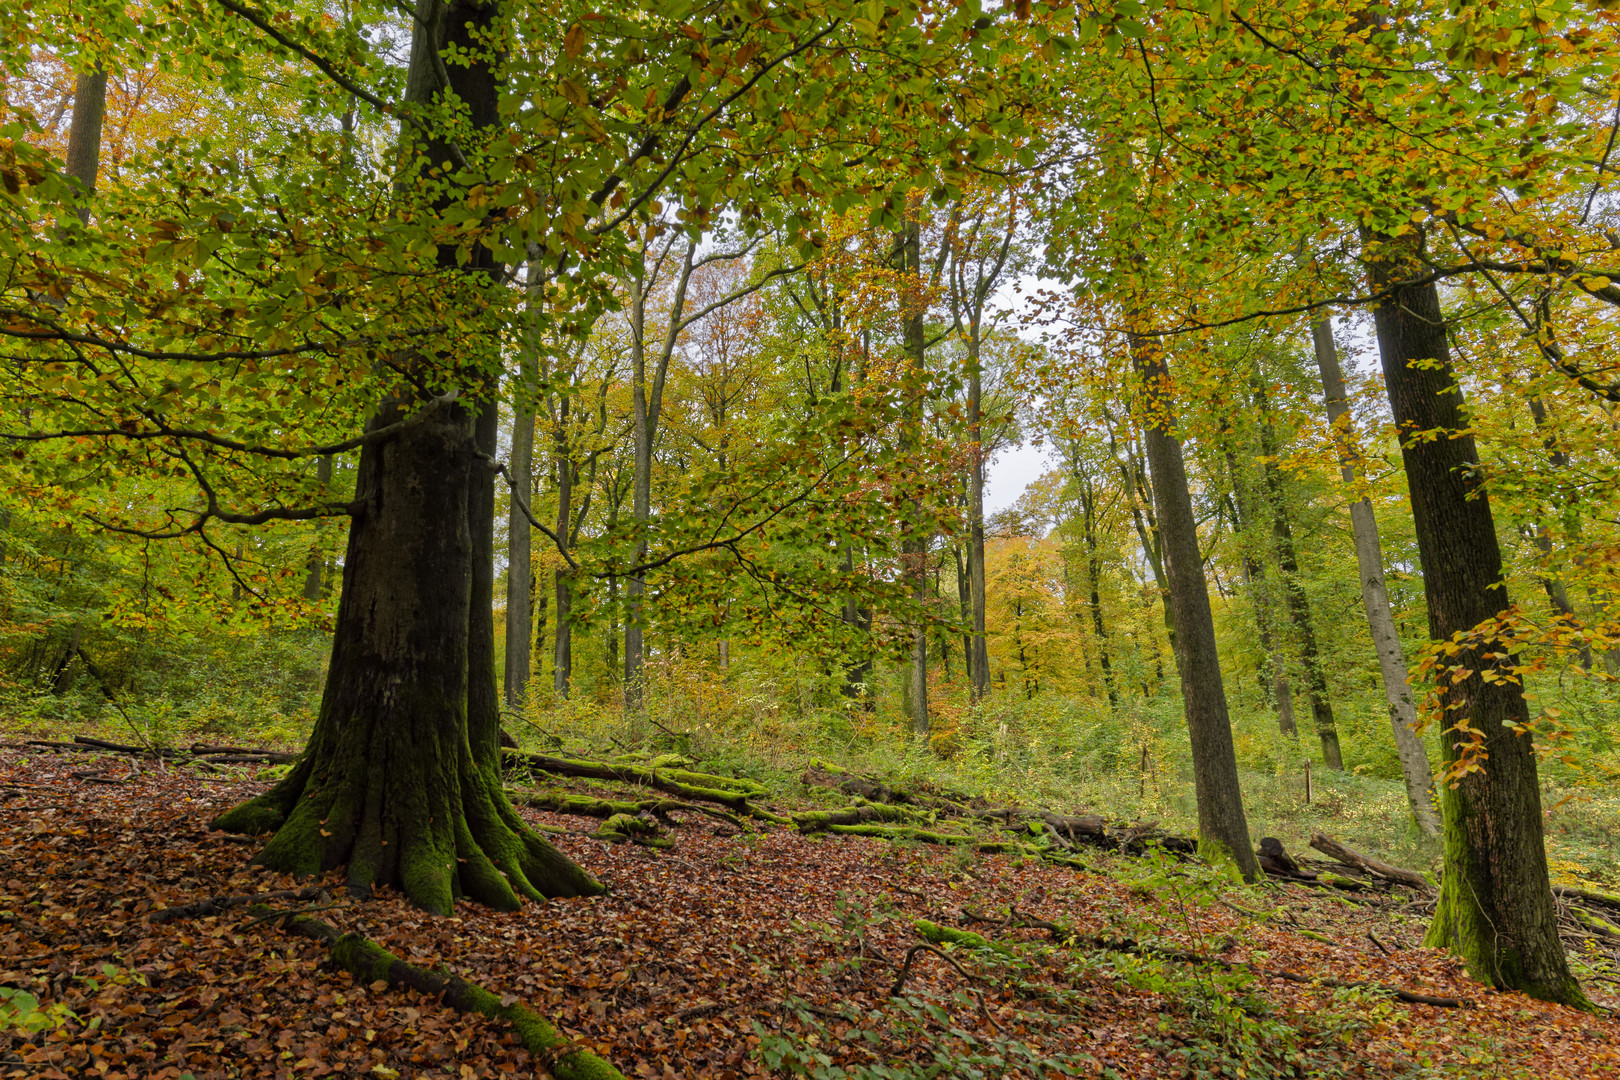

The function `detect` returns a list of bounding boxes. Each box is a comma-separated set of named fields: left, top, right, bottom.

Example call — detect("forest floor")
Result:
left=3, top=744, right=1619, bottom=1080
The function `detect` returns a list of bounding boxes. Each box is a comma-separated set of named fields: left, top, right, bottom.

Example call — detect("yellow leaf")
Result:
left=563, top=24, right=586, bottom=58
left=559, top=78, right=589, bottom=107
left=1580, top=276, right=1612, bottom=291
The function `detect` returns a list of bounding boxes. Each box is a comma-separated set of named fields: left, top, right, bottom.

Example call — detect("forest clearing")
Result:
left=5, top=0, right=1620, bottom=1076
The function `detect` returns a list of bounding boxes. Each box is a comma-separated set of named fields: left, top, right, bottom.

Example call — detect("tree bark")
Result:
left=1074, top=468, right=1117, bottom=708
left=211, top=0, right=602, bottom=914
left=1252, top=381, right=1341, bottom=767
left=65, top=68, right=107, bottom=216
left=1311, top=317, right=1438, bottom=834
left=966, top=331, right=990, bottom=704
left=1222, top=474, right=1296, bottom=737
left=1366, top=238, right=1582, bottom=1004
left=898, top=220, right=929, bottom=736
left=1129, top=310, right=1259, bottom=882
left=503, top=351, right=537, bottom=712
left=552, top=394, right=575, bottom=698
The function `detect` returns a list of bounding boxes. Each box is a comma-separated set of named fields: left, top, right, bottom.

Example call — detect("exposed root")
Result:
left=247, top=906, right=625, bottom=1080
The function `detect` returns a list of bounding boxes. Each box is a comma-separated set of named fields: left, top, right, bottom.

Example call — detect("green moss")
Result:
left=332, top=933, right=397, bottom=984
left=913, top=918, right=1017, bottom=958
left=252, top=797, right=329, bottom=878
left=826, top=824, right=975, bottom=844
left=210, top=794, right=288, bottom=836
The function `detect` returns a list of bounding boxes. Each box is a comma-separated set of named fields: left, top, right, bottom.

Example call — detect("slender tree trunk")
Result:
left=967, top=330, right=990, bottom=703
left=1076, top=476, right=1118, bottom=709
left=503, top=354, right=537, bottom=712
left=1252, top=383, right=1343, bottom=769
left=211, top=0, right=601, bottom=913
left=1311, top=318, right=1438, bottom=834
left=1366, top=239, right=1581, bottom=1004
left=1129, top=306, right=1259, bottom=882
left=553, top=400, right=574, bottom=698
left=1224, top=461, right=1298, bottom=735
left=953, top=542, right=974, bottom=687
left=899, top=221, right=929, bottom=736
left=65, top=68, right=107, bottom=216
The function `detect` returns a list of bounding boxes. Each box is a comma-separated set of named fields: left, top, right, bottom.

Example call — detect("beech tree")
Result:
left=5, top=0, right=1036, bottom=912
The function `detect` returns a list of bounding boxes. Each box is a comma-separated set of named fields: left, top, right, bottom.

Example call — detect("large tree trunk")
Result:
left=212, top=0, right=603, bottom=914
left=1366, top=240, right=1582, bottom=1004
left=65, top=68, right=107, bottom=214
left=1311, top=318, right=1438, bottom=834
left=1129, top=314, right=1259, bottom=882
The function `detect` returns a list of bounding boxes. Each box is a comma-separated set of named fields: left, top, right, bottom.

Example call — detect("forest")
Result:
left=3, top=0, right=1620, bottom=1077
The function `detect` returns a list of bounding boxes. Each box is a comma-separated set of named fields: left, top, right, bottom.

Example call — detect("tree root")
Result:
left=146, top=886, right=326, bottom=925
left=247, top=906, right=625, bottom=1080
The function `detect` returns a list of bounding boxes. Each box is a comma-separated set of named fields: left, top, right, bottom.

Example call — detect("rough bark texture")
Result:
left=1311, top=318, right=1438, bottom=834
left=211, top=0, right=603, bottom=914
left=1129, top=320, right=1259, bottom=882
left=1367, top=240, right=1583, bottom=1005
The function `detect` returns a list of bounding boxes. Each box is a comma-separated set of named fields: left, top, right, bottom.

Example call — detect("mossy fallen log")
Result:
left=249, top=906, right=625, bottom=1080
left=824, top=823, right=980, bottom=844
left=913, top=918, right=1018, bottom=958
left=510, top=788, right=744, bottom=829
left=594, top=813, right=671, bottom=847
left=791, top=803, right=928, bottom=833
left=504, top=751, right=786, bottom=822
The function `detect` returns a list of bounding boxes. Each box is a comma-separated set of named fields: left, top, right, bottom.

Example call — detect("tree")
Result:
left=1366, top=233, right=1583, bottom=1005
left=211, top=0, right=604, bottom=911
left=947, top=191, right=1020, bottom=703
left=1309, top=316, right=1438, bottom=834
left=1128, top=285, right=1260, bottom=882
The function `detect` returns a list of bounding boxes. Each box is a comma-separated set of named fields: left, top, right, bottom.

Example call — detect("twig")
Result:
left=238, top=903, right=344, bottom=929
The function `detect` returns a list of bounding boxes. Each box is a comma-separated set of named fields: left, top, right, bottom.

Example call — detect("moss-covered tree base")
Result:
left=215, top=743, right=601, bottom=914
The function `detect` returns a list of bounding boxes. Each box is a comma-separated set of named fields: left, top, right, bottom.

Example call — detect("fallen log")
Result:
left=1308, top=832, right=1435, bottom=895
left=504, top=751, right=785, bottom=821
left=1554, top=884, right=1620, bottom=914
left=954, top=911, right=1465, bottom=1008
left=191, top=743, right=300, bottom=765
left=247, top=906, right=624, bottom=1080
left=511, top=789, right=744, bottom=829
